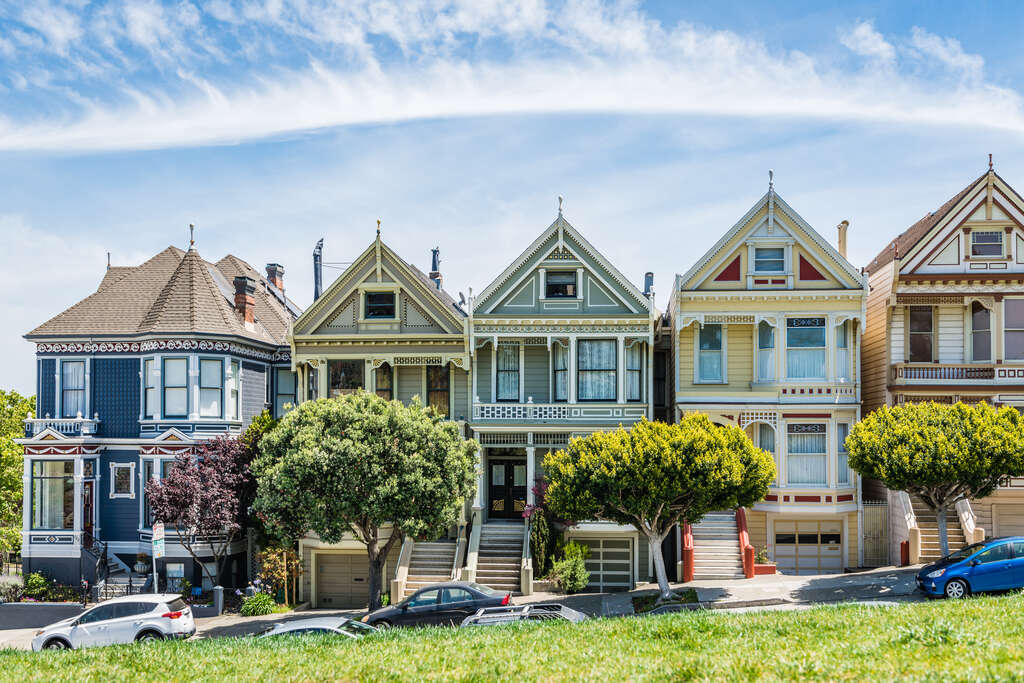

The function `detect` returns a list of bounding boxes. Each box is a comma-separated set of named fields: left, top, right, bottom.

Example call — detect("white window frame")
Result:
left=227, top=360, right=241, bottom=421
left=836, top=423, right=851, bottom=487
left=835, top=320, right=851, bottom=382
left=756, top=321, right=775, bottom=382
left=275, top=367, right=297, bottom=415
left=357, top=283, right=402, bottom=324
left=161, top=357, right=189, bottom=419
left=694, top=323, right=727, bottom=384
left=198, top=357, right=224, bottom=419
left=753, top=247, right=786, bottom=273
left=969, top=301, right=993, bottom=363
left=970, top=230, right=1004, bottom=258
left=109, top=462, right=136, bottom=499
left=59, top=358, right=88, bottom=419
left=1004, top=298, right=1024, bottom=363
left=785, top=422, right=829, bottom=488
left=142, top=357, right=159, bottom=419
left=495, top=342, right=522, bottom=402
left=785, top=317, right=827, bottom=380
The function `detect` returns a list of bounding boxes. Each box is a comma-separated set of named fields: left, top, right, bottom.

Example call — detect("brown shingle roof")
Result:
left=865, top=173, right=985, bottom=274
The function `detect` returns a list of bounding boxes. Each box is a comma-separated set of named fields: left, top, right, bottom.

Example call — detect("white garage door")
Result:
left=316, top=553, right=370, bottom=609
left=576, top=537, right=633, bottom=592
left=774, top=520, right=843, bottom=576
left=995, top=505, right=1024, bottom=537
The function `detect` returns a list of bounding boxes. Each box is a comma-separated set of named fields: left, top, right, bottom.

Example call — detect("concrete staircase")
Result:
left=475, top=524, right=522, bottom=593
left=691, top=511, right=745, bottom=579
left=404, top=540, right=457, bottom=597
left=912, top=496, right=967, bottom=563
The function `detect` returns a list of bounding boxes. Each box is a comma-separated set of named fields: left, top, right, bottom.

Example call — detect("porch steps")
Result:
left=403, top=540, right=457, bottom=597
left=691, top=511, right=745, bottom=579
left=911, top=497, right=967, bottom=563
left=475, top=524, right=523, bottom=593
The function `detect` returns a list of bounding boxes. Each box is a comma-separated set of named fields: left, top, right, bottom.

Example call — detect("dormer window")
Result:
left=365, top=292, right=396, bottom=319
left=754, top=248, right=785, bottom=272
left=546, top=271, right=577, bottom=298
left=971, top=231, right=1003, bottom=257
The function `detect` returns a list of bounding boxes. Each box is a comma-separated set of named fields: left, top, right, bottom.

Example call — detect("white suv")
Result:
left=32, top=594, right=196, bottom=651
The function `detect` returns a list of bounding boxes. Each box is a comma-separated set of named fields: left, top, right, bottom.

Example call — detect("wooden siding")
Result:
left=675, top=324, right=753, bottom=389
left=970, top=489, right=1024, bottom=536
left=524, top=345, right=550, bottom=403
left=747, top=509, right=767, bottom=553
left=451, top=366, right=470, bottom=421
left=847, top=511, right=859, bottom=568
left=938, top=305, right=965, bottom=364
left=889, top=306, right=905, bottom=365
left=862, top=262, right=893, bottom=415
left=476, top=347, right=492, bottom=402
left=397, top=365, right=423, bottom=404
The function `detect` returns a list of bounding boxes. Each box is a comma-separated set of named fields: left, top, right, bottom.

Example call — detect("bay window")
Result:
left=375, top=364, right=393, bottom=401
left=626, top=343, right=643, bottom=402
left=61, top=360, right=85, bottom=418
left=754, top=247, right=785, bottom=272
left=787, top=424, right=827, bottom=486
left=578, top=339, right=616, bottom=401
left=328, top=360, right=363, bottom=397
left=837, top=423, right=850, bottom=486
left=836, top=321, right=850, bottom=381
left=275, top=369, right=297, bottom=414
left=757, top=322, right=774, bottom=381
left=497, top=344, right=520, bottom=401
left=31, top=460, right=74, bottom=529
left=698, top=324, right=723, bottom=383
left=553, top=343, right=568, bottom=402
left=162, top=358, right=188, bottom=418
left=786, top=318, right=825, bottom=379
left=1005, top=299, right=1024, bottom=361
left=972, top=302, right=991, bottom=362
left=199, top=358, right=223, bottom=418
left=143, top=359, right=157, bottom=419
left=908, top=306, right=933, bottom=363
left=427, top=365, right=450, bottom=416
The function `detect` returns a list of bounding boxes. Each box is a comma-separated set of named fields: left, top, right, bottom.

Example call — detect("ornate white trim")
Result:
left=739, top=410, right=778, bottom=429
left=36, top=340, right=290, bottom=362
left=474, top=323, right=648, bottom=334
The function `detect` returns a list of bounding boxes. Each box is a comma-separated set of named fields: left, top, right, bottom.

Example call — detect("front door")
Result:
left=81, top=481, right=95, bottom=542
left=488, top=460, right=527, bottom=519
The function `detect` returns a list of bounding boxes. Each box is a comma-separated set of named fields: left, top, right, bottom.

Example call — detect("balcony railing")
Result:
left=472, top=401, right=647, bottom=422
left=891, top=364, right=995, bottom=382
left=24, top=414, right=101, bottom=437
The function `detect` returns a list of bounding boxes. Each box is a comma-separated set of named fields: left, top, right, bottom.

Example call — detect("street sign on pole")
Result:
left=152, top=522, right=165, bottom=594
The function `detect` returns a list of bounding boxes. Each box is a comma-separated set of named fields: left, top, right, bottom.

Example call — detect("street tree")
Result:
left=0, top=390, right=33, bottom=564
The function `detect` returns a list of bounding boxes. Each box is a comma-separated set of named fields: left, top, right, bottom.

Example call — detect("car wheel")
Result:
left=43, top=639, right=69, bottom=650
left=944, top=578, right=969, bottom=599
left=135, top=630, right=165, bottom=643
left=374, top=620, right=392, bottom=629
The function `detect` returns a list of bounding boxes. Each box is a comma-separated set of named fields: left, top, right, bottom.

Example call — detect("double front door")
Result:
left=489, top=459, right=527, bottom=519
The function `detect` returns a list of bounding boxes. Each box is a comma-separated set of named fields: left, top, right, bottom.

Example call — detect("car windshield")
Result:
left=468, top=583, right=500, bottom=596
left=165, top=598, right=187, bottom=612
left=338, top=620, right=376, bottom=636
left=944, top=542, right=986, bottom=561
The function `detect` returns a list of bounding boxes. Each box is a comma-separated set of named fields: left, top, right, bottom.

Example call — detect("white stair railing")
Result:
left=955, top=498, right=985, bottom=544
left=895, top=491, right=921, bottom=564
left=389, top=537, right=413, bottom=605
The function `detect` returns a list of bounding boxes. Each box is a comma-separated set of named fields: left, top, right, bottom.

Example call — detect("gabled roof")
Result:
left=27, top=246, right=298, bottom=346
left=677, top=188, right=865, bottom=290
left=865, top=172, right=986, bottom=274
left=474, top=212, right=650, bottom=313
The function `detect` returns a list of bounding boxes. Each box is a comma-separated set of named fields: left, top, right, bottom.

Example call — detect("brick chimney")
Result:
left=837, top=220, right=849, bottom=259
left=265, top=263, right=284, bottom=292
left=429, top=247, right=442, bottom=290
left=233, top=276, right=256, bottom=323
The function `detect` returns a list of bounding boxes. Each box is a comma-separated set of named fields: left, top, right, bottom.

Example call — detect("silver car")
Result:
left=32, top=594, right=195, bottom=651
left=259, top=616, right=378, bottom=639
left=460, top=603, right=588, bottom=627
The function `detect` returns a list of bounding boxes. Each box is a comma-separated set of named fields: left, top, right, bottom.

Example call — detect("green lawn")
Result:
left=5, top=594, right=1023, bottom=681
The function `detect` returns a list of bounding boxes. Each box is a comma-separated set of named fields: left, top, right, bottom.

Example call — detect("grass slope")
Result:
left=5, top=595, right=1023, bottom=681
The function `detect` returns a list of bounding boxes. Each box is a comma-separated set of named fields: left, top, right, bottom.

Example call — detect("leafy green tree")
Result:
left=847, top=401, right=1024, bottom=557
left=252, top=392, right=477, bottom=608
left=0, top=391, right=34, bottom=563
left=544, top=416, right=775, bottom=601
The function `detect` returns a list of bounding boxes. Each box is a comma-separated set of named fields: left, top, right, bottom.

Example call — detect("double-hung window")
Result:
left=275, top=369, right=296, bottom=415
left=143, top=359, right=158, bottom=419
left=971, top=231, right=1003, bottom=257
left=365, top=292, right=396, bottom=318
left=427, top=366, right=450, bottom=417
left=787, top=424, right=827, bottom=486
left=545, top=271, right=577, bottom=298
left=757, top=322, right=774, bottom=381
left=375, top=365, right=393, bottom=401
left=226, top=361, right=240, bottom=420
left=1005, top=299, right=1024, bottom=361
left=698, top=324, right=723, bottom=383
left=972, top=302, right=992, bottom=362
left=754, top=247, right=785, bottom=272
left=908, top=306, right=934, bottom=363
left=162, top=358, right=188, bottom=418
left=786, top=318, right=826, bottom=379
left=199, top=359, right=223, bottom=418
left=31, top=460, right=74, bottom=530
left=626, top=343, right=643, bottom=402
left=553, top=344, right=568, bottom=402
left=835, top=321, right=850, bottom=381
left=61, top=360, right=85, bottom=418
left=578, top=340, right=616, bottom=401
left=837, top=423, right=850, bottom=486
left=496, top=344, right=520, bottom=401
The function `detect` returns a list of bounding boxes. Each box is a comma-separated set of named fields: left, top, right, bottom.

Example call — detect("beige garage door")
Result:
left=316, top=553, right=370, bottom=609
left=774, top=520, right=843, bottom=576
left=576, top=537, right=633, bottom=592
left=994, top=505, right=1024, bottom=537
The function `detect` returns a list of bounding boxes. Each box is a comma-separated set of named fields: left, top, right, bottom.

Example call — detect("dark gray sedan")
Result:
left=362, top=581, right=510, bottom=628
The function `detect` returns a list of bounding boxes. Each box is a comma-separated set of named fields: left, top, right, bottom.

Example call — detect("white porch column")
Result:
left=825, top=314, right=835, bottom=381
left=776, top=314, right=785, bottom=381
left=318, top=358, right=328, bottom=400
left=526, top=444, right=536, bottom=505
left=73, top=458, right=83, bottom=534
left=646, top=339, right=654, bottom=419
left=21, top=458, right=31, bottom=535
left=490, top=342, right=497, bottom=403
left=828, top=416, right=838, bottom=488
left=617, top=336, right=625, bottom=404
left=472, top=446, right=485, bottom=510
left=568, top=337, right=577, bottom=403
left=188, top=356, right=199, bottom=420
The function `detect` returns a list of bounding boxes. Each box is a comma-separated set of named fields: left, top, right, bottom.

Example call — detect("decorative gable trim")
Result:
left=798, top=255, right=826, bottom=281
left=714, top=256, right=741, bottom=282
left=35, top=339, right=289, bottom=362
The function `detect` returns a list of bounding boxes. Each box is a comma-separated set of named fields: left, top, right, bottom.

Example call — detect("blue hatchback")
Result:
left=917, top=536, right=1024, bottom=598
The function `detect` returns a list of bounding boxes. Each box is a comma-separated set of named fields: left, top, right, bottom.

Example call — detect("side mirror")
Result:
left=969, top=559, right=980, bottom=567
left=401, top=604, right=409, bottom=611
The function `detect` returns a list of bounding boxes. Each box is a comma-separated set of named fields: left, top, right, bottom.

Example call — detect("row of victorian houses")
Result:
left=16, top=163, right=1024, bottom=606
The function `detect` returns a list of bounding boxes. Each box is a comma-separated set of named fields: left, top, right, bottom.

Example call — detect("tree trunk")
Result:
left=366, top=538, right=385, bottom=609
left=647, top=532, right=674, bottom=601
left=936, top=505, right=950, bottom=558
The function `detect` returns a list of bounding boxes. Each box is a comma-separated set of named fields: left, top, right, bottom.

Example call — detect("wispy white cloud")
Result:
left=909, top=26, right=984, bottom=81
left=840, top=20, right=895, bottom=64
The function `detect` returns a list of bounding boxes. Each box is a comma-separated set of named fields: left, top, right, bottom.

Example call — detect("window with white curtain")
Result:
left=578, top=339, right=616, bottom=401
left=757, top=322, right=774, bottom=381
left=698, top=324, right=723, bottom=382
left=497, top=344, right=520, bottom=401
left=754, top=247, right=785, bottom=272
left=143, top=359, right=158, bottom=419
left=626, top=343, right=643, bottom=402
left=787, top=424, right=827, bottom=486
left=162, top=358, right=188, bottom=418
left=972, top=302, right=992, bottom=362
left=199, top=358, right=223, bottom=418
left=786, top=318, right=826, bottom=379
left=31, top=460, right=74, bottom=530
left=227, top=360, right=240, bottom=420
left=61, top=360, right=85, bottom=418
left=837, top=423, right=850, bottom=486
left=836, top=321, right=850, bottom=381
left=553, top=343, right=568, bottom=402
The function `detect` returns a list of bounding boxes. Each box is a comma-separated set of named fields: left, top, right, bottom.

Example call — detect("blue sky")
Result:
left=2, top=0, right=1024, bottom=394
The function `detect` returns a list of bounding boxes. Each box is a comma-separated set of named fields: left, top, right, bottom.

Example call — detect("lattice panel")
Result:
left=534, top=433, right=571, bottom=447
left=895, top=295, right=964, bottom=305
left=706, top=314, right=755, bottom=324
left=739, top=411, right=777, bottom=428
left=394, top=356, right=443, bottom=365
left=477, top=433, right=530, bottom=446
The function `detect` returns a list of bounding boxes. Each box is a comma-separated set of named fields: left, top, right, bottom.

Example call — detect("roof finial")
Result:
left=188, top=223, right=195, bottom=250
left=376, top=218, right=381, bottom=237
left=989, top=153, right=994, bottom=171
left=768, top=169, right=774, bottom=193
left=558, top=195, right=563, bottom=216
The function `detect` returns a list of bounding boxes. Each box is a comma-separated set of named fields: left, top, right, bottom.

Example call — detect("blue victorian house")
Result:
left=18, top=242, right=299, bottom=590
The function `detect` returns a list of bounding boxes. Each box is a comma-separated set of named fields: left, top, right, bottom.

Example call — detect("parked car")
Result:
left=32, top=594, right=195, bottom=651
left=259, top=617, right=377, bottom=639
left=917, top=536, right=1024, bottom=599
left=362, top=581, right=510, bottom=628
left=461, top=603, right=587, bottom=627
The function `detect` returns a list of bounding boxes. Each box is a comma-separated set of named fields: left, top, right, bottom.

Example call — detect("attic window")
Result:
left=971, top=231, right=1003, bottom=257
left=365, top=292, right=396, bottom=319
left=754, top=248, right=785, bottom=273
left=546, top=271, right=577, bottom=298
